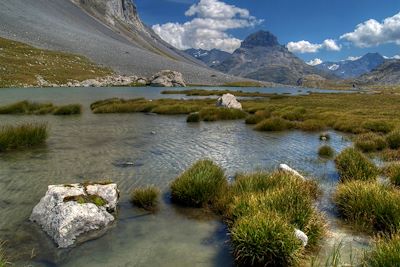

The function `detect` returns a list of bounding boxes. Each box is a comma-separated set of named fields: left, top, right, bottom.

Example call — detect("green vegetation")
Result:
left=0, top=242, right=8, bottom=267
left=186, top=112, right=200, bottom=123
left=0, top=37, right=112, bottom=87
left=52, top=104, right=82, bottom=115
left=130, top=186, right=160, bottom=211
left=63, top=194, right=108, bottom=207
left=170, top=159, right=227, bottom=207
left=0, top=123, right=48, bottom=152
left=245, top=110, right=271, bottom=124
left=318, top=145, right=334, bottom=158
left=254, top=117, right=293, bottom=131
left=386, top=130, right=400, bottom=149
left=334, top=148, right=378, bottom=182
left=198, top=107, right=247, bottom=121
left=0, top=101, right=82, bottom=115
left=385, top=164, right=400, bottom=187
left=334, top=181, right=400, bottom=233
left=354, top=133, right=387, bottom=152
left=364, top=234, right=400, bottom=266
left=362, top=120, right=394, bottom=134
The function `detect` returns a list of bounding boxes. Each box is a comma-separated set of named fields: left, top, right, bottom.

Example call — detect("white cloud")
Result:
left=152, top=0, right=262, bottom=53
left=341, top=12, right=400, bottom=47
left=384, top=55, right=400, bottom=59
left=346, top=56, right=362, bottom=61
left=287, top=39, right=341, bottom=53
left=306, top=58, right=323, bottom=66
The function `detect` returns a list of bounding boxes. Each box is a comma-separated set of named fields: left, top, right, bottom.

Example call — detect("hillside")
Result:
left=359, top=60, right=400, bottom=85
left=0, top=0, right=242, bottom=85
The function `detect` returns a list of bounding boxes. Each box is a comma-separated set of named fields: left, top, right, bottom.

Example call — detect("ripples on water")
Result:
left=0, top=87, right=363, bottom=266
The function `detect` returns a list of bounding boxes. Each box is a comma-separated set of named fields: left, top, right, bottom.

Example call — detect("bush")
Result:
left=170, top=159, right=227, bottom=207
left=131, top=186, right=160, bottom=211
left=318, top=145, right=334, bottom=158
left=230, top=212, right=303, bottom=267
left=362, top=120, right=394, bottom=134
left=53, top=104, right=82, bottom=115
left=254, top=117, right=292, bottom=131
left=198, top=108, right=247, bottom=121
left=354, top=133, right=387, bottom=152
left=0, top=123, right=48, bottom=152
left=365, top=234, right=400, bottom=267
left=334, top=181, right=400, bottom=233
left=334, top=148, right=378, bottom=182
left=186, top=112, right=200, bottom=123
left=386, top=164, right=400, bottom=187
left=386, top=130, right=400, bottom=149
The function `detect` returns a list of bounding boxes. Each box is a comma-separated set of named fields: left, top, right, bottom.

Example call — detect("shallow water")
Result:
left=0, top=87, right=367, bottom=266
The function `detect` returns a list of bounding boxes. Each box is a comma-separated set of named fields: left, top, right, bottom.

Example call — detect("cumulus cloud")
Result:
left=306, top=58, right=323, bottom=66
left=152, top=0, right=262, bottom=52
left=346, top=56, right=362, bottom=61
left=287, top=39, right=341, bottom=53
left=384, top=55, right=400, bottom=59
left=341, top=12, right=400, bottom=47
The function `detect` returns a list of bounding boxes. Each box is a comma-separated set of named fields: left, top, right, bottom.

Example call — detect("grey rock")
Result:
left=278, top=164, right=305, bottom=180
left=216, top=93, right=242, bottom=109
left=30, top=183, right=118, bottom=248
left=150, top=70, right=186, bottom=87
left=358, top=59, right=400, bottom=85
left=294, top=229, right=308, bottom=247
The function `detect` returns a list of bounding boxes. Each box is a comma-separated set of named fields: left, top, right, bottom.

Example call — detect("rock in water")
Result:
left=278, top=164, right=306, bottom=180
left=294, top=229, right=308, bottom=247
left=216, top=93, right=242, bottom=109
left=30, top=183, right=119, bottom=248
left=150, top=70, right=186, bottom=87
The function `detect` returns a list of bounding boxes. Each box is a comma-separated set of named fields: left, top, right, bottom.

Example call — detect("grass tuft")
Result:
left=362, top=120, right=394, bottom=134
left=354, top=133, right=387, bottom=153
left=63, top=194, right=108, bottom=207
left=170, top=159, right=227, bottom=207
left=0, top=101, right=82, bottom=115
left=254, top=117, right=292, bottom=131
left=385, top=164, right=400, bottom=187
left=0, top=123, right=48, bottom=152
left=318, top=145, right=334, bottom=158
left=52, top=104, right=82, bottom=115
left=198, top=107, right=247, bottom=121
left=334, top=148, right=378, bottom=182
left=364, top=233, right=400, bottom=266
left=131, top=186, right=160, bottom=211
left=186, top=112, right=200, bottom=123
left=386, top=130, right=400, bottom=149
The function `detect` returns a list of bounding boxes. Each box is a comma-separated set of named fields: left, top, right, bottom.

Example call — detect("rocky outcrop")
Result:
left=30, top=183, right=119, bottom=248
left=216, top=93, right=242, bottom=109
left=150, top=70, right=186, bottom=87
left=359, top=59, right=400, bottom=85
left=278, top=164, right=305, bottom=180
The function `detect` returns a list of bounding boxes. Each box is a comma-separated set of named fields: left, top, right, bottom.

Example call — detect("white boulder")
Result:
left=150, top=70, right=186, bottom=87
left=216, top=93, right=242, bottom=110
left=278, top=164, right=306, bottom=180
left=30, top=183, right=119, bottom=248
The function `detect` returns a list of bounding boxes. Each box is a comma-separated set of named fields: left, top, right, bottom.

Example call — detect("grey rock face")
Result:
left=216, top=93, right=242, bottom=110
left=359, top=59, right=400, bottom=85
left=30, top=183, right=119, bottom=248
left=150, top=70, right=186, bottom=87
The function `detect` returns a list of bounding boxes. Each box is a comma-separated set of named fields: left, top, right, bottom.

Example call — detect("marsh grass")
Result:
left=354, top=133, right=387, bottom=153
left=318, top=145, right=334, bottom=158
left=131, top=186, right=160, bottom=211
left=334, top=148, right=378, bottom=182
left=245, top=110, right=271, bottom=125
left=385, top=164, right=400, bottom=186
left=0, top=241, right=8, bottom=267
left=334, top=181, right=400, bottom=233
left=198, top=107, right=247, bottom=121
left=386, top=130, right=400, bottom=149
left=364, top=233, right=400, bottom=266
left=0, top=123, right=48, bottom=152
left=296, top=119, right=326, bottom=131
left=186, top=112, right=200, bottom=123
left=52, top=104, right=82, bottom=115
left=362, top=120, right=394, bottom=134
left=254, top=117, right=293, bottom=131
left=170, top=159, right=227, bottom=207
left=63, top=194, right=108, bottom=207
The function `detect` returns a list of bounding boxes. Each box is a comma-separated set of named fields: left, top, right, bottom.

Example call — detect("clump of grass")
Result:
left=230, top=211, right=303, bottom=267
left=52, top=104, right=82, bottom=115
left=131, top=186, right=160, bottom=211
left=0, top=101, right=54, bottom=115
left=170, top=159, right=227, bottom=207
left=334, top=181, right=400, bottom=233
left=198, top=107, right=247, bottom=121
left=334, top=148, right=378, bottom=182
left=362, top=120, right=394, bottom=134
left=364, top=234, right=400, bottom=266
left=386, top=130, right=400, bottom=149
left=318, top=145, right=334, bottom=158
left=254, top=117, right=292, bottom=131
left=186, top=112, right=200, bottom=123
left=282, top=107, right=306, bottom=121
left=0, top=241, right=9, bottom=267
left=354, top=133, right=387, bottom=152
left=245, top=110, right=270, bottom=125
left=63, top=194, right=108, bottom=207
left=333, top=119, right=365, bottom=134
left=385, top=164, right=400, bottom=187
left=0, top=123, right=48, bottom=152
left=297, top=119, right=326, bottom=131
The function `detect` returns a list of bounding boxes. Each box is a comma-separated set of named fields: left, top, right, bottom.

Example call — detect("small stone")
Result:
left=294, top=229, right=308, bottom=247
left=278, top=164, right=306, bottom=180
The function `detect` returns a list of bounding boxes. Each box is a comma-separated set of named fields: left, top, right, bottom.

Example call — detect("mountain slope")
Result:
left=359, top=60, right=400, bottom=85
left=316, top=53, right=386, bottom=78
left=185, top=48, right=231, bottom=67
left=213, top=30, right=328, bottom=85
left=0, top=0, right=238, bottom=85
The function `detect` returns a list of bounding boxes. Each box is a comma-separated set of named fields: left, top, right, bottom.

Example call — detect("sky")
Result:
left=136, top=0, right=400, bottom=64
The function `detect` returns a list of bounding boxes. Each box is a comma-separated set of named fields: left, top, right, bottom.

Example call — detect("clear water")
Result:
left=0, top=87, right=367, bottom=266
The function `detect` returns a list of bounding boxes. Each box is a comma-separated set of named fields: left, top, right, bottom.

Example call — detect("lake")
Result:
left=0, top=87, right=367, bottom=266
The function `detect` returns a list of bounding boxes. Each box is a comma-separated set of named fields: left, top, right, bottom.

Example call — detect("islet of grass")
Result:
left=0, top=123, right=48, bottom=152
left=131, top=186, right=160, bottom=211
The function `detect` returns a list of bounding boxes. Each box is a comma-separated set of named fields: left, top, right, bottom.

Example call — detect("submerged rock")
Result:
left=30, top=183, right=119, bottom=248
left=278, top=164, right=306, bottom=180
left=294, top=229, right=308, bottom=247
left=216, top=93, right=242, bottom=109
left=150, top=70, right=186, bottom=87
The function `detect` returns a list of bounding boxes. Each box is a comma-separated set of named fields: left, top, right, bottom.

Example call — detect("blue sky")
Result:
left=136, top=0, right=400, bottom=64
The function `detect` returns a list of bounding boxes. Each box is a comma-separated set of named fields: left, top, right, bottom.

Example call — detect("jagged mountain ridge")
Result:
left=359, top=59, right=400, bottom=85
left=316, top=53, right=386, bottom=79
left=0, top=0, right=242, bottom=85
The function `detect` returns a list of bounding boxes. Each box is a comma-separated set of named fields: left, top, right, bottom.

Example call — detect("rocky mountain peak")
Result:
left=241, top=30, right=280, bottom=48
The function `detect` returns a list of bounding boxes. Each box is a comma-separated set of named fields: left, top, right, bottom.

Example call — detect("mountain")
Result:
left=212, top=30, right=327, bottom=85
left=316, top=53, right=386, bottom=79
left=0, top=0, right=242, bottom=85
left=359, top=59, right=400, bottom=85
left=185, top=48, right=231, bottom=67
